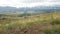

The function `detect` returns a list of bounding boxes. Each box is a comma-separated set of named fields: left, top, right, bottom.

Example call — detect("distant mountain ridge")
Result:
left=0, top=5, right=60, bottom=12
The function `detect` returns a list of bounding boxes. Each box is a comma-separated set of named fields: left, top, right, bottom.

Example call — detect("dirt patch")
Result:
left=17, top=23, right=52, bottom=34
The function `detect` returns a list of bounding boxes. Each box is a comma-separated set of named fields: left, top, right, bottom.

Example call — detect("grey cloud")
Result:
left=21, top=0, right=48, bottom=3
left=20, top=0, right=60, bottom=3
left=51, top=0, right=60, bottom=2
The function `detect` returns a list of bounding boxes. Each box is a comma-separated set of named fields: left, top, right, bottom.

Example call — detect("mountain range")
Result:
left=0, top=5, right=60, bottom=12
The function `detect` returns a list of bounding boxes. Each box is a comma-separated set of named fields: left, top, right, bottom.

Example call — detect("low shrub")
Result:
left=50, top=19, right=60, bottom=25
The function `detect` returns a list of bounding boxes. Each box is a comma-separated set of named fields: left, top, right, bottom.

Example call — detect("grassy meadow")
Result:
left=0, top=11, right=60, bottom=34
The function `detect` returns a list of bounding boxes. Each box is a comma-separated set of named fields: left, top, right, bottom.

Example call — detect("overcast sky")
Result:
left=0, top=0, right=60, bottom=8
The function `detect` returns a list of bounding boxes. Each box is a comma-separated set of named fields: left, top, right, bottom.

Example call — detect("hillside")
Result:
left=0, top=11, right=60, bottom=34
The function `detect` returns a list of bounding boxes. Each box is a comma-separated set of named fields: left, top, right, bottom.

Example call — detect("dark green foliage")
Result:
left=43, top=26, right=60, bottom=34
left=51, top=19, right=60, bottom=25
left=0, top=14, right=7, bottom=17
left=18, top=13, right=31, bottom=17
left=43, top=29, right=52, bottom=34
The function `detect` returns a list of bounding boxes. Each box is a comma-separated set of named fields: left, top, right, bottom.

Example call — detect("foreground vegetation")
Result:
left=0, top=11, right=60, bottom=34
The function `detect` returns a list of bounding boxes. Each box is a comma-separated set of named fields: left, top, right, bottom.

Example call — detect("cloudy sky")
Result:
left=0, top=0, right=60, bottom=8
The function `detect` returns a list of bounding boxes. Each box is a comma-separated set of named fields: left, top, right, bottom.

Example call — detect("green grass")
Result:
left=0, top=11, right=60, bottom=34
left=43, top=25, right=60, bottom=34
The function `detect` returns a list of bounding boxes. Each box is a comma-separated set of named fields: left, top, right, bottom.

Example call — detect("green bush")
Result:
left=51, top=19, right=60, bottom=25
left=43, top=25, right=60, bottom=34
